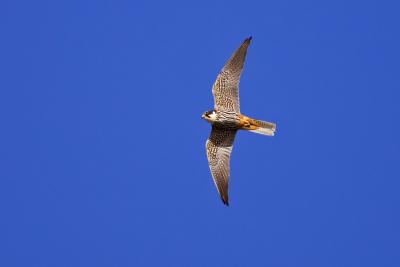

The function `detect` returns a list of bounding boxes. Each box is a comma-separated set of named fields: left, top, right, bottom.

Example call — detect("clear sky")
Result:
left=1, top=0, right=399, bottom=266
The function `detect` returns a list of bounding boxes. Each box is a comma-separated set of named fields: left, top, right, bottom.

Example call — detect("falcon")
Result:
left=202, top=37, right=276, bottom=206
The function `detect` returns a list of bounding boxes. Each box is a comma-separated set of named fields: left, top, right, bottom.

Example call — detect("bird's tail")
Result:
left=250, top=119, right=276, bottom=136
left=239, top=115, right=276, bottom=136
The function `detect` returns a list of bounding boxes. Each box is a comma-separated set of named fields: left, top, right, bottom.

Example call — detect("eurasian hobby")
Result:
left=202, top=37, right=276, bottom=206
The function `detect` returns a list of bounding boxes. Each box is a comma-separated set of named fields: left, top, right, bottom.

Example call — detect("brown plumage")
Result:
left=202, top=37, right=276, bottom=206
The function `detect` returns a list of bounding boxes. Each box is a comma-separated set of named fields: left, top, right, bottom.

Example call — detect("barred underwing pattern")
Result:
left=206, top=127, right=237, bottom=205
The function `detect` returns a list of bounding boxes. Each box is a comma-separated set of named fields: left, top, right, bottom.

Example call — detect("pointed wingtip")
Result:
left=221, top=196, right=229, bottom=206
left=242, top=36, right=252, bottom=46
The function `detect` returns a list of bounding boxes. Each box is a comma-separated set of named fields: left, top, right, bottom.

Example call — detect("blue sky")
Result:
left=1, top=0, right=400, bottom=266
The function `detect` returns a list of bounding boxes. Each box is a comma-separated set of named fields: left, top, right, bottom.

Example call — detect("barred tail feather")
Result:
left=250, top=119, right=276, bottom=136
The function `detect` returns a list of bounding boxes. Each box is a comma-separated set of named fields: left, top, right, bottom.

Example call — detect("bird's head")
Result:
left=201, top=110, right=217, bottom=123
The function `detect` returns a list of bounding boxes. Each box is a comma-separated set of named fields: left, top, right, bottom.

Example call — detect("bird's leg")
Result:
left=239, top=115, right=251, bottom=129
left=239, top=114, right=259, bottom=130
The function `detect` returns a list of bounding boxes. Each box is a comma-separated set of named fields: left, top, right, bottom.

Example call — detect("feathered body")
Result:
left=202, top=37, right=276, bottom=205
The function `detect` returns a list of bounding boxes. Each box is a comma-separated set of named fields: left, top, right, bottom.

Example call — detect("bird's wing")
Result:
left=206, top=127, right=237, bottom=206
left=212, top=37, right=252, bottom=113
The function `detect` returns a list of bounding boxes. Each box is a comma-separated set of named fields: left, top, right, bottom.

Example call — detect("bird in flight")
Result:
left=202, top=37, right=276, bottom=206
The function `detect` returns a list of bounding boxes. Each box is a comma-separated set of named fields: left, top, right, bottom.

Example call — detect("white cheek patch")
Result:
left=209, top=112, right=217, bottom=121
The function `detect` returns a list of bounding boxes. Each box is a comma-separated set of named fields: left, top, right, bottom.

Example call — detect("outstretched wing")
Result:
left=212, top=37, right=252, bottom=113
left=206, top=127, right=237, bottom=206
